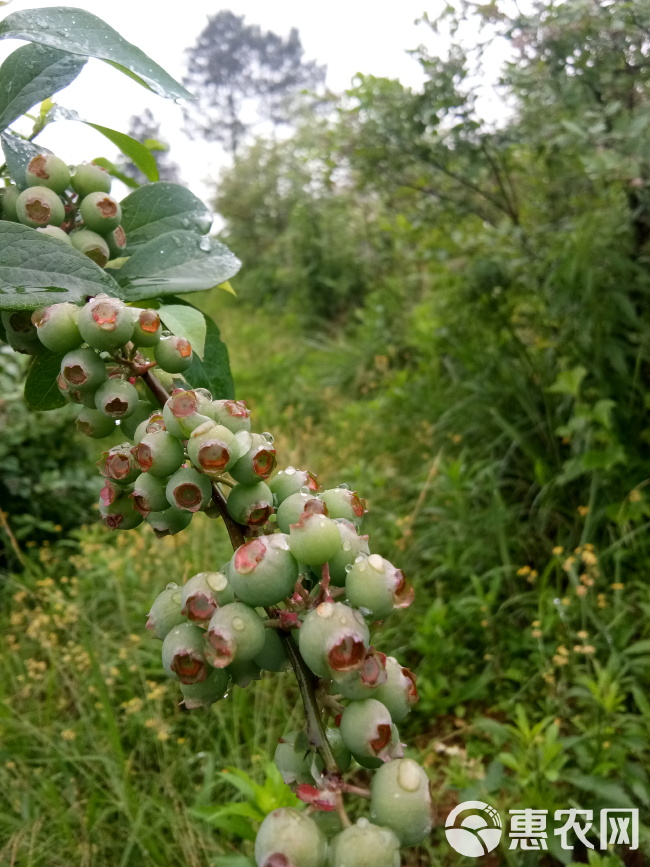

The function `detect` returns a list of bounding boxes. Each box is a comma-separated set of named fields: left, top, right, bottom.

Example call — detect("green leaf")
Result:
left=180, top=307, right=234, bottom=400
left=117, top=231, right=241, bottom=300
left=0, top=43, right=86, bottom=133
left=0, top=7, right=193, bottom=101
left=120, top=183, right=212, bottom=252
left=159, top=304, right=206, bottom=359
left=1, top=131, right=51, bottom=189
left=24, top=349, right=65, bottom=410
left=90, top=156, right=139, bottom=189
left=47, top=106, right=159, bottom=181
left=213, top=857, right=255, bottom=867
left=563, top=772, right=635, bottom=808
left=547, top=365, right=587, bottom=398
left=0, top=221, right=123, bottom=310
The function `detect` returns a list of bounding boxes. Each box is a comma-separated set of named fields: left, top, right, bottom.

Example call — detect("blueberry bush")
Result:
left=0, top=7, right=431, bottom=865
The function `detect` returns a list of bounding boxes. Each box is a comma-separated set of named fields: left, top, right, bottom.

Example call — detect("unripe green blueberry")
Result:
left=204, top=602, right=266, bottom=668
left=60, top=347, right=107, bottom=392
left=322, top=519, right=370, bottom=587
left=75, top=406, right=116, bottom=439
left=94, top=378, right=139, bottom=419
left=269, top=467, right=319, bottom=505
left=57, top=373, right=95, bottom=407
left=70, top=229, right=110, bottom=267
left=329, top=820, right=401, bottom=867
left=79, top=191, right=122, bottom=233
left=16, top=185, right=65, bottom=228
left=166, top=466, right=212, bottom=512
left=106, top=225, right=127, bottom=259
left=25, top=154, right=70, bottom=194
left=253, top=626, right=290, bottom=672
left=133, top=410, right=166, bottom=444
left=320, top=486, right=367, bottom=527
left=1, top=310, right=41, bottom=354
left=146, top=505, right=192, bottom=538
left=274, top=730, right=315, bottom=785
left=229, top=657, right=262, bottom=688
left=373, top=657, right=419, bottom=722
left=154, top=335, right=193, bottom=373
left=163, top=389, right=213, bottom=438
left=36, top=225, right=72, bottom=244
left=229, top=432, right=277, bottom=485
left=339, top=699, right=401, bottom=764
left=99, top=494, right=144, bottom=530
left=288, top=503, right=342, bottom=567
left=298, top=602, right=369, bottom=678
left=96, top=444, right=141, bottom=483
left=254, top=808, right=327, bottom=867
left=31, top=302, right=81, bottom=353
left=133, top=430, right=185, bottom=477
left=346, top=554, right=414, bottom=621
left=370, top=758, right=432, bottom=847
left=78, top=296, right=134, bottom=350
left=130, top=472, right=170, bottom=517
left=119, top=400, right=156, bottom=440
left=146, top=584, right=185, bottom=639
left=226, top=481, right=274, bottom=527
left=209, top=398, right=251, bottom=433
left=187, top=422, right=239, bottom=475
left=180, top=571, right=235, bottom=622
left=70, top=162, right=111, bottom=197
left=229, top=534, right=299, bottom=607
left=330, top=649, right=388, bottom=701
left=180, top=666, right=229, bottom=709
left=1, top=185, right=20, bottom=221
left=131, top=307, right=161, bottom=347
left=162, top=621, right=208, bottom=684
left=276, top=491, right=314, bottom=534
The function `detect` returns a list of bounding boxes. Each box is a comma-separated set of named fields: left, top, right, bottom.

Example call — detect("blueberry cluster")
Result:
left=1, top=154, right=127, bottom=265
left=142, top=403, right=430, bottom=864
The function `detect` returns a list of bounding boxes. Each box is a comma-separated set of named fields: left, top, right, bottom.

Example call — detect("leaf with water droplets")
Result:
left=0, top=43, right=86, bottom=134
left=0, top=221, right=124, bottom=310
left=1, top=131, right=52, bottom=189
left=0, top=7, right=192, bottom=101
left=120, top=183, right=212, bottom=252
left=116, top=230, right=241, bottom=301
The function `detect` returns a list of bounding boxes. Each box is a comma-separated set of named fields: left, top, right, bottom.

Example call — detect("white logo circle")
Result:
left=445, top=800, right=503, bottom=857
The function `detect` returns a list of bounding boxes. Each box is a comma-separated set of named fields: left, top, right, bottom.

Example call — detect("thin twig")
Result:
left=0, top=509, right=26, bottom=567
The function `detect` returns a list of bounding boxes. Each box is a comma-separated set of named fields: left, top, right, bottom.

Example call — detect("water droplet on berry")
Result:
left=171, top=591, right=182, bottom=604
left=319, top=520, right=327, bottom=528
left=357, top=817, right=370, bottom=829
left=299, top=485, right=311, bottom=494
left=232, top=617, right=245, bottom=631
left=166, top=582, right=179, bottom=590
left=342, top=541, right=352, bottom=551
left=359, top=606, right=372, bottom=617
left=337, top=483, right=351, bottom=490
left=261, top=431, right=274, bottom=443
left=198, top=237, right=211, bottom=252
left=206, top=572, right=227, bottom=592
left=317, top=602, right=335, bottom=619
left=368, top=554, right=384, bottom=571
left=345, top=563, right=354, bottom=573
left=284, top=466, right=296, bottom=475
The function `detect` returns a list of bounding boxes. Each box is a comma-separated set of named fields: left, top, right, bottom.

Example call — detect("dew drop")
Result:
left=317, top=602, right=335, bottom=619
left=206, top=572, right=227, bottom=592
left=173, top=236, right=183, bottom=248
left=69, top=165, right=77, bottom=176
left=299, top=485, right=311, bottom=494
left=261, top=431, right=274, bottom=443
left=359, top=606, right=372, bottom=618
left=171, top=591, right=182, bottom=604
left=358, top=817, right=370, bottom=829
left=354, top=555, right=365, bottom=563
left=166, top=582, right=179, bottom=590
left=181, top=218, right=190, bottom=227
left=345, top=563, right=354, bottom=573
left=342, top=541, right=352, bottom=551
left=198, top=237, right=211, bottom=252
left=337, top=483, right=351, bottom=490
left=284, top=466, right=296, bottom=475
left=368, top=554, right=384, bottom=571
left=232, top=617, right=245, bottom=632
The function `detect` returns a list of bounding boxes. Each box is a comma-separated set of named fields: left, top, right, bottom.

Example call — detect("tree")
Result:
left=183, top=10, right=326, bottom=157
left=119, top=108, right=182, bottom=185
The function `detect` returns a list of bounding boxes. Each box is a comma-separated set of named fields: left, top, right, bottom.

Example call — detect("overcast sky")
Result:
left=0, top=1, right=446, bottom=206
